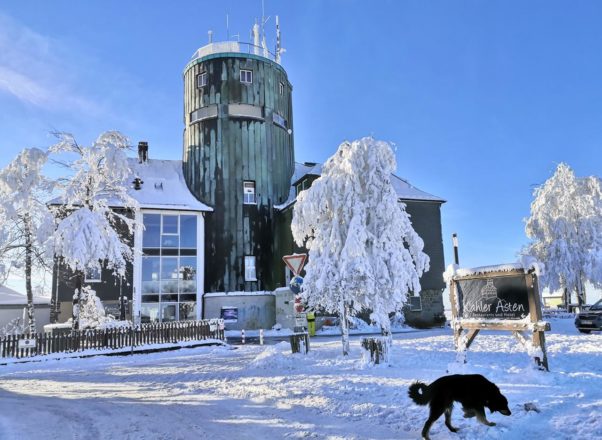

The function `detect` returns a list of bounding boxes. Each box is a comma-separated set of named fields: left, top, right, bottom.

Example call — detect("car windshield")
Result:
left=589, top=300, right=602, bottom=311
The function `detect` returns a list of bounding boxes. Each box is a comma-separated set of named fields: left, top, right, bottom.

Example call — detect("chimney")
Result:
left=138, top=141, right=149, bottom=163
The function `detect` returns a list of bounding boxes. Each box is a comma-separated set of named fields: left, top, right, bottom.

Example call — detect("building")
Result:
left=0, top=284, right=50, bottom=333
left=51, top=28, right=446, bottom=329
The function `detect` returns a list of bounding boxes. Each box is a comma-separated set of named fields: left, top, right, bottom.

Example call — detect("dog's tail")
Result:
left=408, top=381, right=430, bottom=405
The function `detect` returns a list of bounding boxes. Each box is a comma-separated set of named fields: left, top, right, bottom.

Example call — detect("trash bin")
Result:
left=307, top=312, right=316, bottom=336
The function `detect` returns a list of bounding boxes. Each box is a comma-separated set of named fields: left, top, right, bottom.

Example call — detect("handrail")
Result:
left=191, top=41, right=279, bottom=63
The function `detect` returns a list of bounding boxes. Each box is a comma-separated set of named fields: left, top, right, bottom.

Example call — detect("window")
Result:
left=408, top=295, right=422, bottom=312
left=243, top=181, right=256, bottom=204
left=279, top=82, right=284, bottom=95
left=85, top=266, right=101, bottom=283
left=197, top=72, right=207, bottom=88
left=245, top=256, right=257, bottom=281
left=141, top=213, right=199, bottom=322
left=295, top=179, right=310, bottom=196
left=240, top=69, right=253, bottom=84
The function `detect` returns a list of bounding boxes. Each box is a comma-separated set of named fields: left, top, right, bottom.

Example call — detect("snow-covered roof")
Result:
left=127, top=158, right=212, bottom=212
left=275, top=162, right=445, bottom=210
left=48, top=157, right=212, bottom=212
left=0, top=284, right=50, bottom=305
left=443, top=256, right=544, bottom=283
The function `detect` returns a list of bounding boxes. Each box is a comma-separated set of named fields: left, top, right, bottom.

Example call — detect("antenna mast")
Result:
left=275, top=15, right=282, bottom=63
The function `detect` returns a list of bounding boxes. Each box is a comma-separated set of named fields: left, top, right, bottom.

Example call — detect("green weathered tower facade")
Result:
left=183, top=42, right=294, bottom=293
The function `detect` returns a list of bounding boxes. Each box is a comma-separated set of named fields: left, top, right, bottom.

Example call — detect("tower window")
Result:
left=244, top=256, right=257, bottom=281
left=240, top=69, right=253, bottom=84
left=197, top=72, right=207, bottom=88
left=243, top=181, right=256, bottom=204
left=279, top=82, right=284, bottom=95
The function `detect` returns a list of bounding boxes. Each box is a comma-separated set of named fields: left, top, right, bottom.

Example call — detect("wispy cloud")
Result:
left=0, top=12, right=101, bottom=115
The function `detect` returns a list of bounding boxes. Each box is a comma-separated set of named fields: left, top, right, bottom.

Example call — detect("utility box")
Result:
left=274, top=287, right=296, bottom=330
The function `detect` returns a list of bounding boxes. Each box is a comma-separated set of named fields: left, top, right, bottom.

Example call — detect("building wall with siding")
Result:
left=183, top=53, right=294, bottom=293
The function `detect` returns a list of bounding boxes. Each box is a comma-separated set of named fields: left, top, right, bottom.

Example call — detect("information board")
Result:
left=456, top=275, right=530, bottom=320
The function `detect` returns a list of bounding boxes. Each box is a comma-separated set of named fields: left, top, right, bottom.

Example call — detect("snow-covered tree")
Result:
left=524, top=163, right=602, bottom=307
left=291, top=137, right=430, bottom=355
left=0, top=148, right=54, bottom=334
left=48, top=131, right=139, bottom=330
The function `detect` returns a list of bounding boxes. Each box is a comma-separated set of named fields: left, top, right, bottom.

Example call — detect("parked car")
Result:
left=574, top=299, right=602, bottom=333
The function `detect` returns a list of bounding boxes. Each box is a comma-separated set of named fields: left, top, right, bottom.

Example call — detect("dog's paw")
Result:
left=487, top=422, right=496, bottom=427
left=449, top=427, right=459, bottom=433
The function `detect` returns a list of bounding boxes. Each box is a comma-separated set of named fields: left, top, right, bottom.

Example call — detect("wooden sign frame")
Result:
left=449, top=268, right=550, bottom=370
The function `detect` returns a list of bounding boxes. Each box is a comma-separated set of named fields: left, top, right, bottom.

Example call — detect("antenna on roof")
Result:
left=261, top=0, right=270, bottom=58
left=226, top=14, right=229, bottom=41
left=252, top=20, right=260, bottom=55
left=208, top=30, right=213, bottom=44
left=275, top=15, right=283, bottom=63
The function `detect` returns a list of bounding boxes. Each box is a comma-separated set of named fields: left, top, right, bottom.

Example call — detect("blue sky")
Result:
left=1, top=0, right=602, bottom=278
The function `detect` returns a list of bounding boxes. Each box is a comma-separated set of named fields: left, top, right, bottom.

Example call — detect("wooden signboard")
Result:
left=449, top=267, right=550, bottom=370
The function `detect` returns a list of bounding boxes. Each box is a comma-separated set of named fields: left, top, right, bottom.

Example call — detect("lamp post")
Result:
left=452, top=233, right=459, bottom=265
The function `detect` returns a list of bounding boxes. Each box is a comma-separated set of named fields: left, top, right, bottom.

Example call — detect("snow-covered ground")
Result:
left=0, top=317, right=600, bottom=439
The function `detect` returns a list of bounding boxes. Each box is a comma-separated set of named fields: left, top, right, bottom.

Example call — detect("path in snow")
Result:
left=0, top=319, right=600, bottom=439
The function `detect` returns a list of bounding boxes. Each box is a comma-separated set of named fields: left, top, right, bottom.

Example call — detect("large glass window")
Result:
left=143, top=214, right=161, bottom=248
left=141, top=213, right=199, bottom=322
left=180, top=215, right=197, bottom=248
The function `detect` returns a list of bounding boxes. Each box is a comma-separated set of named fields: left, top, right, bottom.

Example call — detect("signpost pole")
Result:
left=452, top=233, right=459, bottom=265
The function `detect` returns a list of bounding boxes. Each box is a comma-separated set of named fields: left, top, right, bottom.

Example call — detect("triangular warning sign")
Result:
left=282, top=253, right=307, bottom=276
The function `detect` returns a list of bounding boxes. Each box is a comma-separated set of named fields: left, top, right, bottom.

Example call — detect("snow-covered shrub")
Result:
left=73, top=286, right=131, bottom=330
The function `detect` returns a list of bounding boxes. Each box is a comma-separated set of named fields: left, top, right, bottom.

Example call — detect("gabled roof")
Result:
left=127, top=158, right=212, bottom=212
left=275, top=162, right=445, bottom=210
left=48, top=158, right=212, bottom=212
left=0, top=284, right=50, bottom=305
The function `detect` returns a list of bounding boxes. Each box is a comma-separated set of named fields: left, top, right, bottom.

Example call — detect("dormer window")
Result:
left=197, top=72, right=207, bottom=88
left=240, top=69, right=253, bottom=84
left=279, top=82, right=284, bottom=95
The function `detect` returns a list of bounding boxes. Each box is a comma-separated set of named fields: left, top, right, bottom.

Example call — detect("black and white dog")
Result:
left=408, top=374, right=511, bottom=440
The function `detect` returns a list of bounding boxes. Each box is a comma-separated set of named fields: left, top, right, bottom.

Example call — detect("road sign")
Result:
left=283, top=253, right=307, bottom=275
left=290, top=275, right=304, bottom=294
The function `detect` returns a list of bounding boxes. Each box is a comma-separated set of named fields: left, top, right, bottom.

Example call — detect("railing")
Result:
left=0, top=319, right=225, bottom=360
left=190, top=41, right=279, bottom=63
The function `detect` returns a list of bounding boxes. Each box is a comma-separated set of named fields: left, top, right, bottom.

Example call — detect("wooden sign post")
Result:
left=448, top=265, right=550, bottom=371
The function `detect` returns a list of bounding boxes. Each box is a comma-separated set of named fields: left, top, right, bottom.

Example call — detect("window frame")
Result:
left=240, top=69, right=253, bottom=84
left=408, top=295, right=422, bottom=312
left=243, top=180, right=257, bottom=205
left=244, top=256, right=257, bottom=281
left=139, top=210, right=201, bottom=323
left=161, top=215, right=179, bottom=235
left=197, top=72, right=207, bottom=88
left=279, top=82, right=284, bottom=95
left=84, top=266, right=102, bottom=283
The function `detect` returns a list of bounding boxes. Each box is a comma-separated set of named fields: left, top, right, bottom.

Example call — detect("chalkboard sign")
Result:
left=457, top=275, right=530, bottom=320
left=448, top=266, right=550, bottom=370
